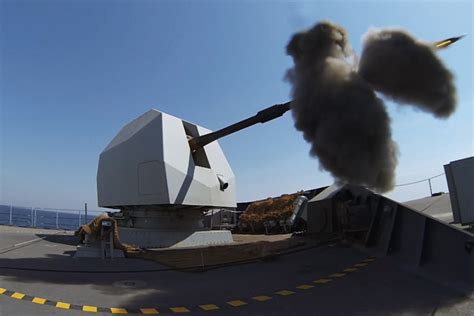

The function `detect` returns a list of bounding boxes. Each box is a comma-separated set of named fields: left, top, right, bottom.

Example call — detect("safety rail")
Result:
left=0, top=204, right=106, bottom=231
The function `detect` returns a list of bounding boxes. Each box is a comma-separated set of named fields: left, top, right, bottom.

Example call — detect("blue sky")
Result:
left=1, top=0, right=472, bottom=210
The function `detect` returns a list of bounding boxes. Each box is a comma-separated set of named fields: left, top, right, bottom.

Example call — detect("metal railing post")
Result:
left=56, top=210, right=59, bottom=229
left=428, top=179, right=433, bottom=196
left=78, top=209, right=81, bottom=227
left=34, top=208, right=37, bottom=227
left=31, top=207, right=34, bottom=227
left=84, top=203, right=88, bottom=225
left=9, top=205, right=13, bottom=225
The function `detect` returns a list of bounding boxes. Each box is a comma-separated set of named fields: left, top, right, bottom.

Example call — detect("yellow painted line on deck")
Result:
left=169, top=307, right=190, bottom=313
left=11, top=292, right=25, bottom=300
left=199, top=304, right=219, bottom=311
left=110, top=307, right=128, bottom=314
left=227, top=300, right=247, bottom=307
left=313, top=278, right=332, bottom=284
left=56, top=301, right=71, bottom=309
left=83, top=305, right=98, bottom=312
left=170, top=306, right=190, bottom=313
left=275, top=290, right=295, bottom=296
left=252, top=295, right=272, bottom=302
left=0, top=256, right=376, bottom=313
left=32, top=297, right=46, bottom=305
left=329, top=273, right=346, bottom=278
left=140, top=308, right=159, bottom=314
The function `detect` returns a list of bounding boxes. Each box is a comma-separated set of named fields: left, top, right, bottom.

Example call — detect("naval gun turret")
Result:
left=97, top=102, right=291, bottom=248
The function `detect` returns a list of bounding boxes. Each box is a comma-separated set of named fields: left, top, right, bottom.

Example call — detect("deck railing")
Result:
left=0, top=204, right=106, bottom=231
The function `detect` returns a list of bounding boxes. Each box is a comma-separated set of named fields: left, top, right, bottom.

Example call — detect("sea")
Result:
left=0, top=204, right=107, bottom=231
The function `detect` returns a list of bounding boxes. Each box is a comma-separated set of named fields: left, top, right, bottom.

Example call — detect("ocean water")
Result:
left=0, top=204, right=104, bottom=231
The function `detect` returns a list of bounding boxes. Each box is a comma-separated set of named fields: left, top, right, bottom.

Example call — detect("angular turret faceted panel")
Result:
left=97, top=109, right=236, bottom=209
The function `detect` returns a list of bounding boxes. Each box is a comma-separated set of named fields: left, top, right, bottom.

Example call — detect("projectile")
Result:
left=435, top=35, right=466, bottom=49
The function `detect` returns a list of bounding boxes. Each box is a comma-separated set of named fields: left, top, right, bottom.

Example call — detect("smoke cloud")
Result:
left=358, top=29, right=457, bottom=118
left=286, top=21, right=398, bottom=192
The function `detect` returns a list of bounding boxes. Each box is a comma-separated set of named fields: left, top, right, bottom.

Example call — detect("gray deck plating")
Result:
left=0, top=225, right=472, bottom=316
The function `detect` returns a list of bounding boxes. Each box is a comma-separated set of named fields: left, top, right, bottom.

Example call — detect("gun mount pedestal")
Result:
left=112, top=207, right=233, bottom=248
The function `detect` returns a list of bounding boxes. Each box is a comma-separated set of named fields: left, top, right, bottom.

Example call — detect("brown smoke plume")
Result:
left=286, top=21, right=398, bottom=192
left=358, top=29, right=457, bottom=118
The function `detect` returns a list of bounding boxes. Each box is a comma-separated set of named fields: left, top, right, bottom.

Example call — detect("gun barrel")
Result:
left=189, top=101, right=291, bottom=151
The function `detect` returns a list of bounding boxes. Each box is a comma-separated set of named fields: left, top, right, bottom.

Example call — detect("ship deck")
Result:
left=0, top=225, right=472, bottom=315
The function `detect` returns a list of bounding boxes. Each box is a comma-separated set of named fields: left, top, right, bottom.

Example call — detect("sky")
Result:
left=1, top=0, right=472, bottom=210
